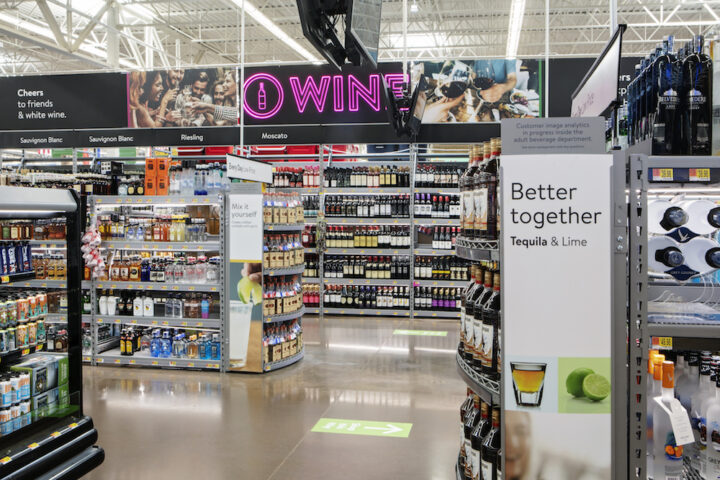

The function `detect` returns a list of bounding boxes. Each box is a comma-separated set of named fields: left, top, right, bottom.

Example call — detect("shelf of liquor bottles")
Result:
left=414, top=279, right=465, bottom=288
left=324, top=248, right=410, bottom=255
left=322, top=278, right=408, bottom=286
left=264, top=265, right=304, bottom=277
left=455, top=237, right=500, bottom=262
left=264, top=348, right=305, bottom=372
left=265, top=307, right=305, bottom=324
left=2, top=279, right=70, bottom=289
left=94, top=195, right=223, bottom=206
left=99, top=240, right=221, bottom=252
left=95, top=350, right=220, bottom=370
left=95, top=315, right=221, bottom=330
left=456, top=351, right=500, bottom=404
left=302, top=277, right=320, bottom=284
left=264, top=223, right=305, bottom=232
left=324, top=218, right=411, bottom=225
left=95, top=281, right=220, bottom=293
left=324, top=187, right=408, bottom=194
left=322, top=307, right=410, bottom=317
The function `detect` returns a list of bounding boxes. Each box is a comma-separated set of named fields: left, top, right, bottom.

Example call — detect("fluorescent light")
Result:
left=230, top=0, right=320, bottom=63
left=506, top=0, right=527, bottom=59
left=410, top=1, right=419, bottom=13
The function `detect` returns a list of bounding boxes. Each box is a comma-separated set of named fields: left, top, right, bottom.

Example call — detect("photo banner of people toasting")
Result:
left=127, top=68, right=238, bottom=128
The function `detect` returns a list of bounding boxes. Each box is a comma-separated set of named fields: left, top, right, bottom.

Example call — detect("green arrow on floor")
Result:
left=311, top=418, right=413, bottom=438
left=393, top=329, right=447, bottom=337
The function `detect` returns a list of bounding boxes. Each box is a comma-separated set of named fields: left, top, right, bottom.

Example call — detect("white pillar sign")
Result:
left=502, top=154, right=613, bottom=479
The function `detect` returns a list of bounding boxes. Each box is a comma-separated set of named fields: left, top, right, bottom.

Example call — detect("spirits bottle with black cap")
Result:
left=683, top=35, right=712, bottom=155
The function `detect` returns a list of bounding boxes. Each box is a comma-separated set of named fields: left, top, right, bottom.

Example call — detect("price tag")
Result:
left=690, top=168, right=711, bottom=182
left=96, top=318, right=104, bottom=324
left=188, top=287, right=195, bottom=291
left=129, top=360, right=136, bottom=364
left=0, top=276, right=8, bottom=283
left=96, top=358, right=104, bottom=363
left=653, top=336, right=673, bottom=349
left=27, top=443, right=39, bottom=450
left=169, top=361, right=177, bottom=366
left=68, top=423, right=78, bottom=429
left=36, top=344, right=43, bottom=351
left=50, top=431, right=61, bottom=438
left=655, top=397, right=694, bottom=445
left=21, top=349, right=29, bottom=356
left=0, top=457, right=11, bottom=464
left=114, top=359, right=121, bottom=364
left=196, top=322, right=203, bottom=327
left=152, top=361, right=159, bottom=365
left=151, top=321, right=158, bottom=325
left=653, top=168, right=675, bottom=181
left=83, top=357, right=91, bottom=362
left=162, top=321, right=169, bottom=326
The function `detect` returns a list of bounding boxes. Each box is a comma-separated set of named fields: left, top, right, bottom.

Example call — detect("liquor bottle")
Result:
left=459, top=392, right=475, bottom=475
left=472, top=268, right=494, bottom=371
left=472, top=144, right=490, bottom=239
left=680, top=199, right=720, bottom=235
left=652, top=36, right=681, bottom=155
left=683, top=35, right=712, bottom=155
left=481, top=407, right=501, bottom=480
left=683, top=237, right=720, bottom=274
left=463, top=395, right=481, bottom=479
left=690, top=356, right=713, bottom=472
left=463, top=146, right=481, bottom=238
left=703, top=374, right=720, bottom=479
left=647, top=353, right=665, bottom=478
left=649, top=236, right=685, bottom=273
left=470, top=401, right=492, bottom=480
left=463, top=265, right=485, bottom=362
left=653, top=361, right=684, bottom=480
left=677, top=353, right=700, bottom=412
left=459, top=265, right=478, bottom=354
left=481, top=272, right=501, bottom=379
left=483, top=139, right=500, bottom=240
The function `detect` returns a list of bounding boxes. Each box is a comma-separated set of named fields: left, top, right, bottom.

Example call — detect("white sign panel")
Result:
left=502, top=154, right=612, bottom=479
left=226, top=154, right=273, bottom=184
left=228, top=194, right=263, bottom=262
left=571, top=33, right=621, bottom=117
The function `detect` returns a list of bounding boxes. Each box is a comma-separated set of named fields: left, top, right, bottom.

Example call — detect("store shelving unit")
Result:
left=84, top=194, right=225, bottom=371
left=264, top=347, right=305, bottom=372
left=323, top=307, right=411, bottom=317
left=264, top=147, right=467, bottom=320
left=455, top=237, right=500, bottom=261
left=627, top=152, right=720, bottom=480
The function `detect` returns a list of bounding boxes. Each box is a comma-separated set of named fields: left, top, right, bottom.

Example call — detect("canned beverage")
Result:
left=36, top=319, right=45, bottom=344
left=0, top=408, right=11, bottom=435
left=15, top=324, right=26, bottom=348
left=11, top=404, right=20, bottom=431
left=0, top=245, right=7, bottom=275
left=27, top=322, right=36, bottom=345
left=20, top=401, right=30, bottom=427
left=28, top=295, right=37, bottom=319
left=0, top=378, right=10, bottom=407
left=21, top=244, right=31, bottom=272
left=19, top=373, right=29, bottom=401
left=10, top=376, right=20, bottom=404
left=17, top=298, right=28, bottom=322
left=38, top=292, right=47, bottom=315
left=7, top=327, right=15, bottom=351
left=6, top=300, right=16, bottom=326
left=0, top=329, right=6, bottom=353
left=6, top=245, right=16, bottom=274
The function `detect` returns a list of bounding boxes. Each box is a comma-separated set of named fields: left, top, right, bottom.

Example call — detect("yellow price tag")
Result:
left=655, top=336, right=673, bottom=349
left=50, top=431, right=61, bottom=438
left=691, top=168, right=711, bottom=181
left=27, top=443, right=39, bottom=450
left=0, top=457, right=11, bottom=464
left=656, top=168, right=674, bottom=181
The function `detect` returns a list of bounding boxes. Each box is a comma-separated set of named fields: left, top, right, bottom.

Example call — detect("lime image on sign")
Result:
left=393, top=329, right=447, bottom=337
left=311, top=418, right=412, bottom=438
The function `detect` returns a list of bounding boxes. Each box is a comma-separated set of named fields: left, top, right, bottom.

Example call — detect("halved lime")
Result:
left=237, top=277, right=261, bottom=304
left=582, top=374, right=610, bottom=402
left=566, top=367, right=594, bottom=397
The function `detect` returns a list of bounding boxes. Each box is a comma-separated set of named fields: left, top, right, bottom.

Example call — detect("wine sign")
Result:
left=501, top=141, right=613, bottom=478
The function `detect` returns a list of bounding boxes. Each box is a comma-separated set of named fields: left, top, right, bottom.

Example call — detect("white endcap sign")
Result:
left=226, top=154, right=273, bottom=184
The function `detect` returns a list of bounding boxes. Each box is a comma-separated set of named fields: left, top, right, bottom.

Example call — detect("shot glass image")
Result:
left=511, top=362, right=547, bottom=407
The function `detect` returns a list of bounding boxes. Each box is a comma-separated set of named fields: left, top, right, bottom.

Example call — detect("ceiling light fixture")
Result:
left=230, top=0, right=320, bottom=63
left=506, top=0, right=527, bottom=59
left=410, top=1, right=419, bottom=13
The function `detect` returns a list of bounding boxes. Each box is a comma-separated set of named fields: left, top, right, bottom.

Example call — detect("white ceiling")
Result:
left=0, top=0, right=717, bottom=74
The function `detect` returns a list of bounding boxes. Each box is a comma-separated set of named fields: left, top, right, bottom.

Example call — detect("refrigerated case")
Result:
left=0, top=186, right=103, bottom=479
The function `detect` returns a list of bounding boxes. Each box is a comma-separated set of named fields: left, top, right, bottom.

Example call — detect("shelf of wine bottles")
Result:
left=96, top=350, right=220, bottom=370
left=322, top=308, right=410, bottom=317
left=323, top=285, right=411, bottom=311
left=413, top=286, right=462, bottom=315
left=325, top=195, right=411, bottom=218
left=325, top=218, right=411, bottom=226
left=323, top=166, right=411, bottom=188
left=415, top=164, right=463, bottom=189
left=417, top=226, right=460, bottom=251
left=414, top=256, right=471, bottom=282
left=413, top=193, right=460, bottom=219
left=323, top=255, right=411, bottom=280
left=324, top=225, right=412, bottom=249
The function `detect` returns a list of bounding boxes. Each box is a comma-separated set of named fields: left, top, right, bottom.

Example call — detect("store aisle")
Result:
left=82, top=316, right=465, bottom=480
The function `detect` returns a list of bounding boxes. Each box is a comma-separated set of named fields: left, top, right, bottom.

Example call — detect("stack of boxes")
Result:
left=3, top=352, right=70, bottom=433
left=144, top=158, right=170, bottom=196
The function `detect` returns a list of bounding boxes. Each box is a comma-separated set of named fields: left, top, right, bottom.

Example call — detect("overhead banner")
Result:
left=410, top=59, right=542, bottom=123
left=502, top=152, right=613, bottom=479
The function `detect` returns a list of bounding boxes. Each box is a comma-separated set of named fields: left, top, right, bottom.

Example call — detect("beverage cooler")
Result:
left=0, top=187, right=104, bottom=479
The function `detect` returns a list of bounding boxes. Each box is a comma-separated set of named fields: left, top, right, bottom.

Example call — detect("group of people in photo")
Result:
left=128, top=68, right=238, bottom=128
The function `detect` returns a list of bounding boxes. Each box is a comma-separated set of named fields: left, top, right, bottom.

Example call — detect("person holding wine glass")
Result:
left=473, top=59, right=518, bottom=104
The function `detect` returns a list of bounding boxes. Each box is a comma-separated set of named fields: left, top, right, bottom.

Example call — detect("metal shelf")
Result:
left=414, top=248, right=455, bottom=255
left=647, top=322, right=720, bottom=340
left=302, top=277, right=320, bottom=284
left=0, top=271, right=36, bottom=285
left=265, top=265, right=304, bottom=277
left=414, top=187, right=460, bottom=193
left=323, top=278, right=409, bottom=286
left=414, top=310, right=461, bottom=319
left=0, top=342, right=47, bottom=362
left=23, top=240, right=67, bottom=248
left=94, top=195, right=223, bottom=206
left=265, top=306, right=305, bottom=324
left=305, top=218, right=318, bottom=225
left=455, top=237, right=500, bottom=261
left=81, top=314, right=93, bottom=322
left=325, top=247, right=410, bottom=255
left=324, top=187, right=409, bottom=194
left=267, top=187, right=320, bottom=194
left=305, top=307, right=320, bottom=314
left=456, top=351, right=501, bottom=404
left=414, top=218, right=461, bottom=225
left=95, top=281, right=220, bottom=292
left=81, top=281, right=93, bottom=289
left=304, top=247, right=318, bottom=253
left=324, top=217, right=411, bottom=225
left=96, top=349, right=221, bottom=369
left=100, top=240, right=221, bottom=252
left=264, top=223, right=305, bottom=232
left=414, top=279, right=467, bottom=287
left=95, top=315, right=221, bottom=329
left=2, top=278, right=68, bottom=288
left=323, top=307, right=410, bottom=317
left=264, top=347, right=304, bottom=371
left=44, top=313, right=69, bottom=324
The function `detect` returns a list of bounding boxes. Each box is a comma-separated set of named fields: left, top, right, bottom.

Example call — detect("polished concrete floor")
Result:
left=82, top=316, right=465, bottom=480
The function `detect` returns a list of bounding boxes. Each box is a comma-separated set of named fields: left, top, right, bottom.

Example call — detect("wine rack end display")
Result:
left=264, top=347, right=305, bottom=372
